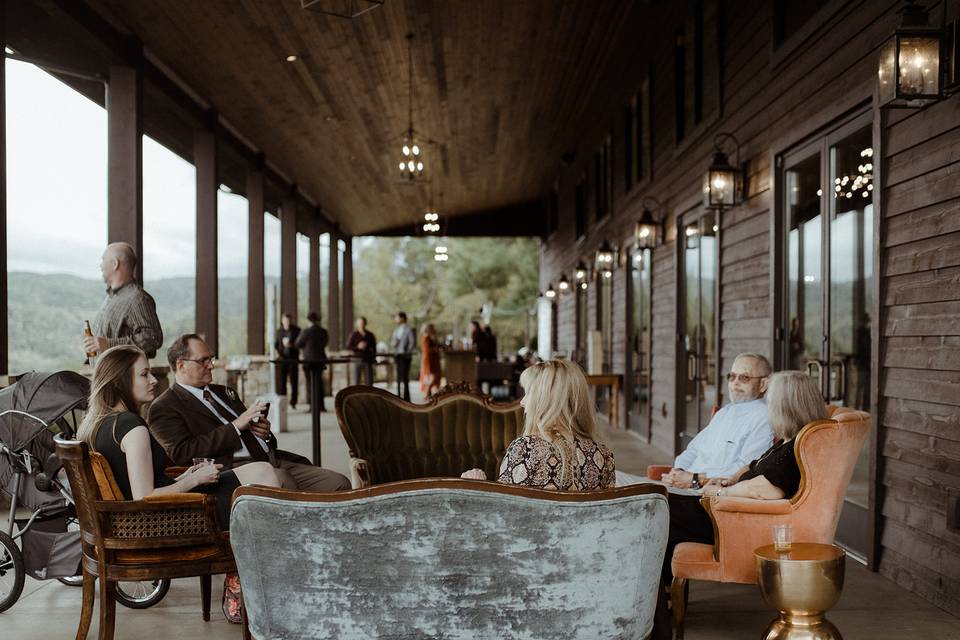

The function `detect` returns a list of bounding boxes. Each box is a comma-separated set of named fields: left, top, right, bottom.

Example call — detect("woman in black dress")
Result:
left=76, top=344, right=279, bottom=622
left=651, top=370, right=829, bottom=639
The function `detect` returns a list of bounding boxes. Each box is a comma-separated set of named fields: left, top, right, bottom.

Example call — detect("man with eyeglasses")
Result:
left=660, top=353, right=774, bottom=490
left=148, top=333, right=351, bottom=492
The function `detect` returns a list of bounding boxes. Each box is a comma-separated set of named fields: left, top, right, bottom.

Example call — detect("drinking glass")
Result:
left=192, top=457, right=215, bottom=467
left=772, top=524, right=794, bottom=553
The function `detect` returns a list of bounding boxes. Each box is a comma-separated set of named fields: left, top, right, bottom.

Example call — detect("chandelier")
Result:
left=399, top=34, right=425, bottom=180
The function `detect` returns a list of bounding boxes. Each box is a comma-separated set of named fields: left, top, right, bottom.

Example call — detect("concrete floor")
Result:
left=3, top=385, right=959, bottom=639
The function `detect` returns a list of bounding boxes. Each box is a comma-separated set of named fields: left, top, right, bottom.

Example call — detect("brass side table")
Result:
left=755, top=542, right=846, bottom=640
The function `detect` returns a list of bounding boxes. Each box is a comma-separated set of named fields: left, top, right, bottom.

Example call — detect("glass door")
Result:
left=779, top=112, right=874, bottom=560
left=628, top=247, right=653, bottom=438
left=678, top=211, right=719, bottom=449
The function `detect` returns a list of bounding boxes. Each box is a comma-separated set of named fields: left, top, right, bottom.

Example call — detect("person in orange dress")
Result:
left=419, top=323, right=442, bottom=397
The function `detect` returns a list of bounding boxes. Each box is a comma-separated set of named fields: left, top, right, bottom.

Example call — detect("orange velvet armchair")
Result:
left=669, top=406, right=870, bottom=639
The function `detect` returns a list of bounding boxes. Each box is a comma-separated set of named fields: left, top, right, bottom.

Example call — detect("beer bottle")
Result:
left=83, top=321, right=97, bottom=358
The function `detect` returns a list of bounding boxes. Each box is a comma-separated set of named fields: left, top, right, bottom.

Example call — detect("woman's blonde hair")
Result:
left=764, top=371, right=828, bottom=440
left=518, top=358, right=602, bottom=463
left=76, top=345, right=146, bottom=447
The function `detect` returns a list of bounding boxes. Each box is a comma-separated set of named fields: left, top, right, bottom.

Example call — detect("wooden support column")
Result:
left=194, top=114, right=218, bottom=354
left=246, top=162, right=265, bottom=355
left=309, top=216, right=322, bottom=317
left=328, top=231, right=340, bottom=349
left=107, top=45, right=143, bottom=272
left=0, top=10, right=7, bottom=375
left=280, top=190, right=297, bottom=319
left=342, top=236, right=354, bottom=334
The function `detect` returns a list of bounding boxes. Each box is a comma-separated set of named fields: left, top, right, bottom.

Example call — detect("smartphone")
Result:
left=260, top=402, right=271, bottom=418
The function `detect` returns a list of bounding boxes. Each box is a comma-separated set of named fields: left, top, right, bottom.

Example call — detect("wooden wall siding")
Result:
left=876, top=86, right=960, bottom=615
left=538, top=0, right=959, bottom=615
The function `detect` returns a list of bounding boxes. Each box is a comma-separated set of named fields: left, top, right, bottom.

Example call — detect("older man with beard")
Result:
left=659, top=353, right=774, bottom=489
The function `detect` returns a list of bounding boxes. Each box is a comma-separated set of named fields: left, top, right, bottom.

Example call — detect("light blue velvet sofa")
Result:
left=230, top=479, right=668, bottom=640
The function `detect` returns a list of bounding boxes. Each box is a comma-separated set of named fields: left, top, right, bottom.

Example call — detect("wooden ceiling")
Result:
left=80, top=0, right=633, bottom=235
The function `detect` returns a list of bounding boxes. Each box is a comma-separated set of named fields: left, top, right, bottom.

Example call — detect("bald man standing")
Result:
left=82, top=242, right=163, bottom=358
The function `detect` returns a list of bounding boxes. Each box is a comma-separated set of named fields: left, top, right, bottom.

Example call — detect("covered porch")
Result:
left=2, top=0, right=960, bottom=638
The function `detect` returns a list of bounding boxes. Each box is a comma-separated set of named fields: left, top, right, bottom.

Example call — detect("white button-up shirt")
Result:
left=179, top=383, right=269, bottom=458
left=673, top=398, right=773, bottom=479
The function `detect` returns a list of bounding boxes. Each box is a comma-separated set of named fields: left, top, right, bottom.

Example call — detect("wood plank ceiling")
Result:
left=84, top=0, right=632, bottom=235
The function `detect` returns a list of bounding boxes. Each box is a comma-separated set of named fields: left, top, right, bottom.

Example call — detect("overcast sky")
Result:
left=5, top=58, right=308, bottom=281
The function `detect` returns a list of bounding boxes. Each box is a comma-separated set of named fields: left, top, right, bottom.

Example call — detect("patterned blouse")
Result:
left=497, top=435, right=616, bottom=491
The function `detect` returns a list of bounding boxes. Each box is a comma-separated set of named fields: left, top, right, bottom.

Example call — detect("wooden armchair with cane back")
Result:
left=55, top=436, right=236, bottom=640
left=335, top=384, right=525, bottom=488
left=668, top=406, right=870, bottom=639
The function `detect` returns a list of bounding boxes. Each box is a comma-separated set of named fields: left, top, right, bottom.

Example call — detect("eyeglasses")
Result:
left=182, top=356, right=217, bottom=367
left=726, top=372, right=765, bottom=383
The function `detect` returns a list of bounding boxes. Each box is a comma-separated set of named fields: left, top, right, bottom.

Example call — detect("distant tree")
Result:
left=352, top=237, right=538, bottom=358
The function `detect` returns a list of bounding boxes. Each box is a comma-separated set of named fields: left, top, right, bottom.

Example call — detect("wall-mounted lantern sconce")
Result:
left=595, top=241, right=616, bottom=279
left=544, top=283, right=557, bottom=299
left=703, top=133, right=741, bottom=210
left=575, top=261, right=589, bottom=282
left=558, top=274, right=571, bottom=294
left=635, top=197, right=664, bottom=249
left=879, top=0, right=944, bottom=108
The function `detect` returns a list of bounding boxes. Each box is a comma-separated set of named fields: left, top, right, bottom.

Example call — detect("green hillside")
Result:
left=6, top=272, right=274, bottom=373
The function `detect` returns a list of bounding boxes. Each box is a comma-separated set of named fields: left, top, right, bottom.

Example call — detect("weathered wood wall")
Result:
left=539, top=0, right=960, bottom=615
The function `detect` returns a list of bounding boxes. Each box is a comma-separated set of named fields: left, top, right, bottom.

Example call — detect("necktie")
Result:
left=203, top=389, right=269, bottom=462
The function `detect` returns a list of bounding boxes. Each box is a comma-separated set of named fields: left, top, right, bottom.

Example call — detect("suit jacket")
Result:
left=295, top=324, right=328, bottom=365
left=148, top=382, right=307, bottom=468
left=274, top=326, right=301, bottom=360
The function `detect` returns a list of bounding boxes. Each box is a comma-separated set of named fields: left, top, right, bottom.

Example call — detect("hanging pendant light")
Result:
left=399, top=34, right=425, bottom=180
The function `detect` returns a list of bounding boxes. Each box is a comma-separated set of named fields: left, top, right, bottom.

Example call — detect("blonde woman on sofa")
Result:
left=461, top=359, right=615, bottom=491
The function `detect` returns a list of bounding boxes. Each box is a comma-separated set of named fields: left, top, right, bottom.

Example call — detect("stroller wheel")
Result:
left=0, top=531, right=25, bottom=613
left=115, top=578, right=170, bottom=609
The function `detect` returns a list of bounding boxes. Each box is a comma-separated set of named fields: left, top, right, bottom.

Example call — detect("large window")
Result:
left=143, top=136, right=196, bottom=358
left=6, top=59, right=107, bottom=373
left=218, top=187, right=248, bottom=356
left=297, top=232, right=310, bottom=323
left=319, top=232, right=330, bottom=326
left=264, top=212, right=281, bottom=352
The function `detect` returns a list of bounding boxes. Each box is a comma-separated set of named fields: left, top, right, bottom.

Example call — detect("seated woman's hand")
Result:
left=188, top=463, right=223, bottom=487
left=461, top=468, right=487, bottom=481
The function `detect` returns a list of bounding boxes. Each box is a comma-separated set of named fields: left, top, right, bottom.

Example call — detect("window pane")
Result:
left=319, top=233, right=330, bottom=325
left=297, top=232, right=310, bottom=323
left=218, top=188, right=248, bottom=357
left=264, top=212, right=281, bottom=351
left=6, top=60, right=107, bottom=372
left=143, top=136, right=196, bottom=358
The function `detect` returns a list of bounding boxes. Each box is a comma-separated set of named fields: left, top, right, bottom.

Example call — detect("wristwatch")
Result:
left=691, top=473, right=701, bottom=489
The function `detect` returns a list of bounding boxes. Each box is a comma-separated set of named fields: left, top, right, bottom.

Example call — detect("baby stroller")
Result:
left=0, top=371, right=169, bottom=612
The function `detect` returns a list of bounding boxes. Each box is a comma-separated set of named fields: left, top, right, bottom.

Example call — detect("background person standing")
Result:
left=391, top=312, right=416, bottom=401
left=83, top=242, right=163, bottom=359
left=346, top=317, right=376, bottom=385
left=296, top=311, right=329, bottom=411
left=274, top=313, right=301, bottom=409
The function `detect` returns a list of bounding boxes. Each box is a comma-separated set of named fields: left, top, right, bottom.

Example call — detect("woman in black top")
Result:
left=650, top=371, right=828, bottom=639
left=77, top=345, right=281, bottom=623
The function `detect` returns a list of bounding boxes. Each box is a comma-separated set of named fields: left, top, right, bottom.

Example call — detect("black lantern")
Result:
left=544, top=283, right=557, bottom=300
left=595, top=241, right=615, bottom=279
left=558, top=274, right=571, bottom=294
left=635, top=197, right=663, bottom=249
left=575, top=261, right=589, bottom=282
left=879, top=1, right=943, bottom=108
left=703, top=133, right=740, bottom=209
